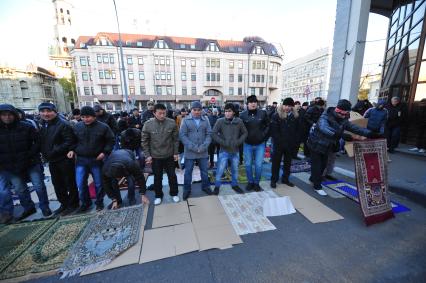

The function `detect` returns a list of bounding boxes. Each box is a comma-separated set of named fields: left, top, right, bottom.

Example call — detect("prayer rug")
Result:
left=0, top=219, right=56, bottom=275
left=0, top=215, right=92, bottom=280
left=322, top=181, right=410, bottom=213
left=353, top=139, right=394, bottom=226
left=290, top=160, right=311, bottom=173
left=59, top=205, right=143, bottom=278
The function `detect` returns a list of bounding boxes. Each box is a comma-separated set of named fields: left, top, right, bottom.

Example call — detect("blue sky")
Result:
left=0, top=0, right=388, bottom=73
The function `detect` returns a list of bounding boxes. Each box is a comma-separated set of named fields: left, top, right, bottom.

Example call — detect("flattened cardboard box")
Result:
left=152, top=201, right=191, bottom=228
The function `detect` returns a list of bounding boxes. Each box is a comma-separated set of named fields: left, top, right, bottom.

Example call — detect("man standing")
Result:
left=93, top=104, right=118, bottom=133
left=211, top=103, right=248, bottom=195
left=240, top=95, right=269, bottom=192
left=141, top=101, right=155, bottom=126
left=142, top=103, right=179, bottom=205
left=68, top=106, right=115, bottom=212
left=385, top=96, right=407, bottom=153
left=179, top=101, right=212, bottom=200
left=208, top=108, right=220, bottom=168
left=0, top=104, right=51, bottom=223
left=38, top=103, right=79, bottom=216
left=128, top=108, right=143, bottom=129
left=70, top=108, right=81, bottom=127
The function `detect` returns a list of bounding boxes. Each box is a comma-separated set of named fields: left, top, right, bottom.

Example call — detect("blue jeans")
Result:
left=184, top=157, right=209, bottom=192
left=215, top=151, right=239, bottom=187
left=127, top=175, right=135, bottom=201
left=75, top=156, right=104, bottom=206
left=243, top=143, right=265, bottom=184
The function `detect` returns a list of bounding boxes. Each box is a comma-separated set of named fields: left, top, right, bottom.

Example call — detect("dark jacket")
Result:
left=73, top=120, right=115, bottom=158
left=97, top=112, right=118, bottom=134
left=141, top=110, right=154, bottom=125
left=364, top=106, right=388, bottom=134
left=307, top=107, right=372, bottom=154
left=117, top=117, right=129, bottom=133
left=240, top=109, right=270, bottom=145
left=0, top=104, right=40, bottom=173
left=211, top=117, right=248, bottom=153
left=304, top=105, right=324, bottom=128
left=270, top=110, right=299, bottom=150
left=102, top=149, right=146, bottom=195
left=352, top=99, right=373, bottom=116
left=128, top=115, right=143, bottom=129
left=385, top=102, right=407, bottom=128
left=120, top=128, right=141, bottom=151
left=39, top=116, right=76, bottom=163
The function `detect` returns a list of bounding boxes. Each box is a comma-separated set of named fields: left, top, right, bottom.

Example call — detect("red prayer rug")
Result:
left=353, top=139, right=394, bottom=226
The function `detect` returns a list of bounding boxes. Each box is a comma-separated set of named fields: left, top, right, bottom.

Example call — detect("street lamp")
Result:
left=113, top=0, right=130, bottom=112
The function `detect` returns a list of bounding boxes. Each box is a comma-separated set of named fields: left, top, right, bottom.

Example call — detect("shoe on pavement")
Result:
left=409, top=147, right=419, bottom=151
left=213, top=187, right=220, bottom=195
left=17, top=207, right=37, bottom=221
left=283, top=181, right=295, bottom=187
left=154, top=198, right=162, bottom=205
left=231, top=186, right=244, bottom=194
left=172, top=196, right=180, bottom=203
left=201, top=187, right=212, bottom=195
left=60, top=207, right=76, bottom=216
left=0, top=213, right=13, bottom=224
left=183, top=191, right=191, bottom=200
left=53, top=205, right=66, bottom=216
left=42, top=208, right=53, bottom=217
left=245, top=183, right=254, bottom=191
left=419, top=149, right=426, bottom=153
left=270, top=182, right=277, bottom=189
left=253, top=184, right=263, bottom=192
left=315, top=189, right=328, bottom=196
left=325, top=175, right=337, bottom=181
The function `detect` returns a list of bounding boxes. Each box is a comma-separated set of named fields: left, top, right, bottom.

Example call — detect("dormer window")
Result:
left=190, top=44, right=196, bottom=49
left=136, top=41, right=143, bottom=47
left=154, top=39, right=168, bottom=49
left=96, top=37, right=112, bottom=46
left=252, top=46, right=265, bottom=54
left=180, top=44, right=186, bottom=49
left=80, top=42, right=86, bottom=48
left=206, top=42, right=219, bottom=52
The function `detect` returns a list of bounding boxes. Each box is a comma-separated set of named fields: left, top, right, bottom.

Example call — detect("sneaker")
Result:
left=253, top=184, right=263, bottom=192
left=283, top=181, right=295, bottom=187
left=183, top=191, right=191, bottom=200
left=96, top=204, right=104, bottom=212
left=42, top=208, right=53, bottom=217
left=0, top=213, right=13, bottom=224
left=409, top=147, right=419, bottom=151
left=270, top=182, right=277, bottom=189
left=419, top=149, right=426, bottom=153
left=201, top=187, right=212, bottom=195
left=154, top=198, right=162, bottom=205
left=17, top=207, right=37, bottom=221
left=53, top=205, right=66, bottom=216
left=231, top=186, right=244, bottom=194
left=172, top=196, right=180, bottom=203
left=245, top=183, right=254, bottom=191
left=315, top=189, right=328, bottom=196
left=213, top=187, right=220, bottom=195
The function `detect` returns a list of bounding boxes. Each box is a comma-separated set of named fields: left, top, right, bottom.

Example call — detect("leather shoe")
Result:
left=183, top=190, right=191, bottom=200
left=231, top=186, right=244, bottom=194
left=253, top=184, right=263, bottom=192
left=246, top=183, right=254, bottom=191
left=270, top=182, right=277, bottom=189
left=42, top=208, right=53, bottom=217
left=17, top=207, right=37, bottom=221
left=283, top=181, right=295, bottom=187
left=213, top=187, right=220, bottom=195
left=201, top=187, right=212, bottom=195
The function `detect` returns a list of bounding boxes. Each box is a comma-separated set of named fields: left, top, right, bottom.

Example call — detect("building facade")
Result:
left=71, top=33, right=282, bottom=110
left=0, top=65, right=70, bottom=113
left=281, top=48, right=331, bottom=102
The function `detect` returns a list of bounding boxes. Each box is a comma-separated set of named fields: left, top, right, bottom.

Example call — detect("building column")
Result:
left=327, top=0, right=371, bottom=106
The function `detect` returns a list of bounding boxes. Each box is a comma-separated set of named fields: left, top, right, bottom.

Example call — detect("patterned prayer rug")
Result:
left=0, top=214, right=92, bottom=280
left=59, top=205, right=143, bottom=278
left=0, top=219, right=56, bottom=275
left=353, top=139, right=394, bottom=226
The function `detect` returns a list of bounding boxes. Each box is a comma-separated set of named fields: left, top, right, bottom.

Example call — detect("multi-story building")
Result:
left=281, top=47, right=331, bottom=102
left=71, top=33, right=282, bottom=110
left=0, top=65, right=70, bottom=113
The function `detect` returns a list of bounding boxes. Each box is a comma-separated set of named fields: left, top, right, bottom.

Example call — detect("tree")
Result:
left=58, top=72, right=76, bottom=104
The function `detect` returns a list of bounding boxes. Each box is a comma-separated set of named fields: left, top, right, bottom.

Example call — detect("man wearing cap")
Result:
left=142, top=103, right=179, bottom=205
left=211, top=103, right=248, bottom=195
left=67, top=106, right=115, bottom=212
left=270, top=98, right=300, bottom=188
left=102, top=149, right=149, bottom=209
left=240, top=95, right=270, bottom=192
left=307, top=99, right=381, bottom=196
left=0, top=104, right=51, bottom=223
left=179, top=101, right=212, bottom=200
left=93, top=104, right=118, bottom=134
left=38, top=102, right=79, bottom=215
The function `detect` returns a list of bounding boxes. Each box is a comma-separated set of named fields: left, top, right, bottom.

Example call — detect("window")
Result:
left=101, top=86, right=107, bottom=94
left=127, top=56, right=133, bottom=65
left=115, top=102, right=122, bottom=110
left=160, top=56, right=165, bottom=65
left=238, top=61, right=243, bottom=69
left=140, top=86, right=146, bottom=95
left=156, top=86, right=162, bottom=95
left=180, top=44, right=186, bottom=49
left=84, top=87, right=90, bottom=95
left=87, top=56, right=91, bottom=66
left=229, top=87, right=234, bottom=95
left=89, top=72, right=93, bottom=81
left=229, top=60, right=234, bottom=69
left=211, top=73, right=216, bottom=81
left=256, top=75, right=260, bottom=82
left=261, top=75, right=265, bottom=83
left=91, top=87, right=94, bottom=95
left=155, top=72, right=160, bottom=80
left=167, top=72, right=171, bottom=80
left=166, top=87, right=172, bottom=95
left=191, top=73, right=196, bottom=81
left=136, top=41, right=143, bottom=47
left=191, top=87, right=197, bottom=95
left=161, top=71, right=166, bottom=80
left=252, top=74, right=255, bottom=82
left=217, top=73, right=220, bottom=81
left=99, top=70, right=104, bottom=79
left=111, top=71, right=116, bottom=79
left=80, top=57, right=87, bottom=66
left=126, top=41, right=132, bottom=47
left=253, top=46, right=265, bottom=54
left=229, top=74, right=234, bottom=82
left=206, top=73, right=210, bottom=81
left=139, top=72, right=145, bottom=80
left=238, top=74, right=243, bottom=82
left=129, top=87, right=135, bottom=95
left=190, top=59, right=196, bottom=67
left=262, top=61, right=265, bottom=69
left=103, top=54, right=109, bottom=63
left=138, top=57, right=144, bottom=65
left=182, top=87, right=187, bottom=95
left=251, top=88, right=255, bottom=95
left=97, top=54, right=102, bottom=63
left=113, top=86, right=119, bottom=94
left=82, top=72, right=88, bottom=81
left=190, top=44, right=196, bottom=49
left=269, top=76, right=273, bottom=83
left=259, top=88, right=264, bottom=96
left=181, top=72, right=187, bottom=81
left=166, top=58, right=170, bottom=66
left=181, top=59, right=186, bottom=66
left=154, top=57, right=159, bottom=65
left=253, top=61, right=257, bottom=69
left=207, top=42, right=219, bottom=52
left=154, top=40, right=168, bottom=49
left=105, top=70, right=111, bottom=79
left=206, top=58, right=210, bottom=67
left=256, top=61, right=261, bottom=69
left=128, top=71, right=134, bottom=80
left=238, top=87, right=242, bottom=95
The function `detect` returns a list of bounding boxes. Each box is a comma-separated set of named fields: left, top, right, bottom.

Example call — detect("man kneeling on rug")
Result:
left=102, top=149, right=149, bottom=209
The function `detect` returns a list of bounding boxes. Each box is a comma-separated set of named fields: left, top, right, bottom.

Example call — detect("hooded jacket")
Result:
left=364, top=101, right=388, bottom=134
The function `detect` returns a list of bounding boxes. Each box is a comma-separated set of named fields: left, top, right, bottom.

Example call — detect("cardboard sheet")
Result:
left=263, top=196, right=296, bottom=217
left=152, top=202, right=191, bottom=228
left=276, top=184, right=344, bottom=223
left=345, top=112, right=368, bottom=157
left=139, top=222, right=199, bottom=264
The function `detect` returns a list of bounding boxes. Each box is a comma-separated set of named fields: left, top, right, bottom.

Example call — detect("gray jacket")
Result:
left=212, top=117, right=248, bottom=153
left=179, top=114, right=212, bottom=159
left=141, top=117, right=179, bottom=159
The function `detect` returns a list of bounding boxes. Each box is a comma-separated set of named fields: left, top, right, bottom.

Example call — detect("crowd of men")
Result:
left=2, top=93, right=412, bottom=224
